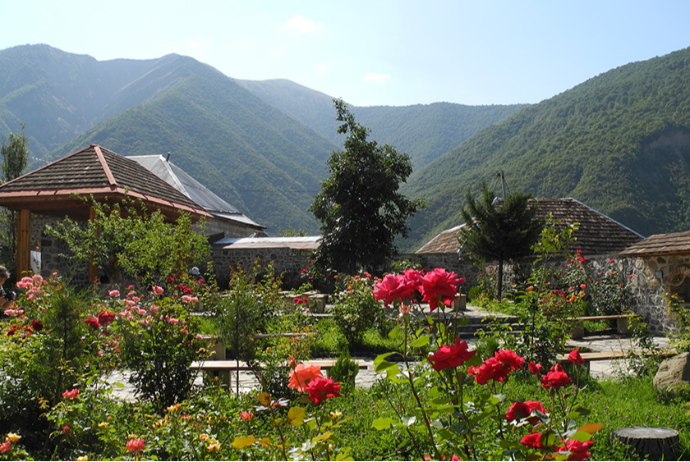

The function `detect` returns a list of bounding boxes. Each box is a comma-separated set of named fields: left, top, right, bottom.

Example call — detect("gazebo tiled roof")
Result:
left=0, top=144, right=210, bottom=220
left=417, top=198, right=644, bottom=256
left=619, top=230, right=690, bottom=257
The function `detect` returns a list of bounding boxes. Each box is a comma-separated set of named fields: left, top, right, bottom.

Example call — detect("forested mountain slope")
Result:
left=404, top=46, right=690, bottom=250
left=0, top=44, right=165, bottom=158
left=46, top=54, right=338, bottom=234
left=235, top=78, right=528, bottom=168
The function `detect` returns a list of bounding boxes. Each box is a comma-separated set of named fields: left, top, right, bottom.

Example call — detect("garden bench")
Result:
left=566, top=314, right=641, bottom=339
left=190, top=359, right=369, bottom=390
left=556, top=349, right=676, bottom=373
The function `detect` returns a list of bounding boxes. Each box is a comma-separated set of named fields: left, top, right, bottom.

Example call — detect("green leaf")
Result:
left=570, top=431, right=593, bottom=442
left=388, top=326, right=400, bottom=340
left=409, top=335, right=430, bottom=348
left=372, top=417, right=397, bottom=430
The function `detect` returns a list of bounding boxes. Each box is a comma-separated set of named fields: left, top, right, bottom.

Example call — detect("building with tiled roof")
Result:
left=417, top=198, right=644, bottom=257
left=0, top=144, right=211, bottom=278
left=619, top=230, right=690, bottom=258
left=129, top=154, right=265, bottom=238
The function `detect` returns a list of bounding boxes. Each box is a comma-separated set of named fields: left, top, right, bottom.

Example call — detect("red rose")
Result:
left=469, top=357, right=508, bottom=384
left=520, top=432, right=544, bottom=449
left=84, top=316, right=100, bottom=330
left=505, top=400, right=546, bottom=424
left=97, top=311, right=116, bottom=326
left=528, top=361, right=542, bottom=375
left=30, top=319, right=43, bottom=332
left=372, top=271, right=419, bottom=307
left=558, top=439, right=593, bottom=461
left=568, top=349, right=585, bottom=365
left=469, top=349, right=525, bottom=384
left=541, top=364, right=572, bottom=390
left=495, top=349, right=524, bottom=371
left=428, top=338, right=476, bottom=371
left=306, top=377, right=341, bottom=404
left=419, top=268, right=464, bottom=311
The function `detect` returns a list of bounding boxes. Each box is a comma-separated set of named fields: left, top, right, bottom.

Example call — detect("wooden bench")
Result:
left=200, top=333, right=317, bottom=360
left=556, top=349, right=676, bottom=373
left=567, top=314, right=642, bottom=339
left=191, top=359, right=369, bottom=390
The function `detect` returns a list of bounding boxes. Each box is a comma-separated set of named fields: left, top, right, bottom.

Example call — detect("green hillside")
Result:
left=50, top=58, right=338, bottom=234
left=235, top=78, right=528, bottom=168
left=404, top=46, right=690, bottom=251
left=0, top=44, right=162, bottom=158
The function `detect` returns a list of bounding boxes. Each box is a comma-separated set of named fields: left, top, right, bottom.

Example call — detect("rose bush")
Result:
left=370, top=268, right=601, bottom=460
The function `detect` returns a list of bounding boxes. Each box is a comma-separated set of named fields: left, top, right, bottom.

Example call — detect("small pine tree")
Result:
left=459, top=182, right=543, bottom=299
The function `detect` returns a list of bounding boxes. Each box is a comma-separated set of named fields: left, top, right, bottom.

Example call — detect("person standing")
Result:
left=0, top=266, right=15, bottom=313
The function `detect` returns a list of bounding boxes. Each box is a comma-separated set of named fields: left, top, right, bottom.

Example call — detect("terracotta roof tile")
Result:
left=0, top=145, right=207, bottom=215
left=619, top=230, right=690, bottom=257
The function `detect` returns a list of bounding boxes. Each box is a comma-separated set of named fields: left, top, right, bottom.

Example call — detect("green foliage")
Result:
left=328, top=351, right=359, bottom=392
left=278, top=226, right=308, bottom=237
left=0, top=274, right=110, bottom=449
left=460, top=182, right=543, bottom=299
left=113, top=291, right=207, bottom=412
left=330, top=273, right=386, bottom=346
left=310, top=98, right=425, bottom=274
left=0, top=122, right=29, bottom=271
left=45, top=196, right=211, bottom=285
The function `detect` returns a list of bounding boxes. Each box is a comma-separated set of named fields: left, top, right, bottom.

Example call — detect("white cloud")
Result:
left=185, top=36, right=212, bottom=51
left=285, top=14, right=324, bottom=34
left=363, top=73, right=390, bottom=83
left=316, top=63, right=329, bottom=73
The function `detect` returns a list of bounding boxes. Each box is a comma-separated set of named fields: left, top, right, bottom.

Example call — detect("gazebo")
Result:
left=0, top=144, right=211, bottom=280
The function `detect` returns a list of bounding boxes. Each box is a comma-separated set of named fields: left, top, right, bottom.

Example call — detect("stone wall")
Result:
left=211, top=245, right=312, bottom=289
left=624, top=255, right=683, bottom=335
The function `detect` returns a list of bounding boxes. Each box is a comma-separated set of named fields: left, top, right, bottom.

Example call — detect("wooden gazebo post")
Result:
left=88, top=205, right=98, bottom=284
left=16, top=209, right=31, bottom=277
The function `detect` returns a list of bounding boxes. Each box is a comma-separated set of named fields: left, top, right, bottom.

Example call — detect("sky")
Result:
left=2, top=0, right=690, bottom=107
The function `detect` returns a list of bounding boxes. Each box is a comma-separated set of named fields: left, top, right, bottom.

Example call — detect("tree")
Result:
left=309, top=99, right=424, bottom=275
left=459, top=182, right=543, bottom=299
left=0, top=123, right=29, bottom=272
left=46, top=196, right=211, bottom=285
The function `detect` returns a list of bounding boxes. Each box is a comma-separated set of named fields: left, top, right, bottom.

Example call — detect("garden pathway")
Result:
left=107, top=304, right=672, bottom=400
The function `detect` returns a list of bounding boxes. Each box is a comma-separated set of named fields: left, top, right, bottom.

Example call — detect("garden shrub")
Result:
left=328, top=350, right=359, bottom=392
left=114, top=288, right=207, bottom=412
left=0, top=274, right=107, bottom=448
left=330, top=272, right=385, bottom=346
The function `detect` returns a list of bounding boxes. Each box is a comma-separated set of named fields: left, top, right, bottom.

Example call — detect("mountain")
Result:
left=404, top=46, right=690, bottom=251
left=0, top=45, right=341, bottom=233
left=235, top=78, right=528, bottom=168
left=0, top=44, right=166, bottom=158
left=48, top=55, right=338, bottom=234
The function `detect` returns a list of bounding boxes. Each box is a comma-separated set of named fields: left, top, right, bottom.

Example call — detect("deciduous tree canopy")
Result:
left=310, top=99, right=424, bottom=275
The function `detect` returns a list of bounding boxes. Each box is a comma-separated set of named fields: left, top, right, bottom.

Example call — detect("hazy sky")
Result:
left=2, top=0, right=690, bottom=107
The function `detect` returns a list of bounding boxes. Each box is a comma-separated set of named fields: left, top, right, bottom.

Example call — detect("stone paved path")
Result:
left=108, top=304, right=672, bottom=400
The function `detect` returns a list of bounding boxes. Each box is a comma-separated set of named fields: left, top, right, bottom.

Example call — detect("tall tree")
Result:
left=310, top=99, right=424, bottom=275
left=0, top=123, right=29, bottom=272
left=459, top=182, right=543, bottom=299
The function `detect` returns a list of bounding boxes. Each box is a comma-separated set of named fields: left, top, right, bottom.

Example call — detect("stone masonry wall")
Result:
left=623, top=255, right=686, bottom=335
left=211, top=246, right=312, bottom=289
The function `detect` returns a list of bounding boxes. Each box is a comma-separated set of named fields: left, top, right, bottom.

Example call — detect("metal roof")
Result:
left=129, top=154, right=264, bottom=230
left=216, top=236, right=320, bottom=250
